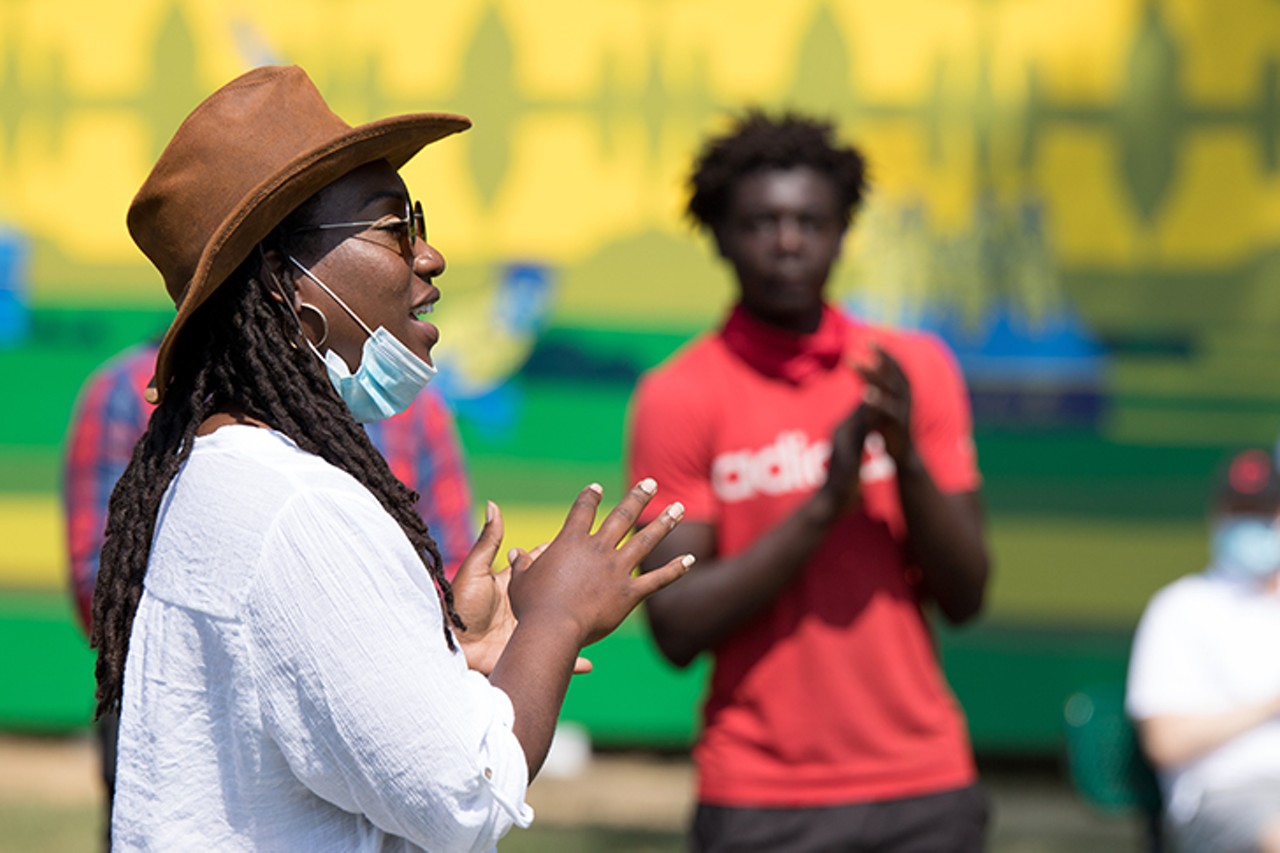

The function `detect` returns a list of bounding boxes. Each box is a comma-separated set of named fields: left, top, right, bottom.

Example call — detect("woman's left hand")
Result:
left=451, top=503, right=591, bottom=676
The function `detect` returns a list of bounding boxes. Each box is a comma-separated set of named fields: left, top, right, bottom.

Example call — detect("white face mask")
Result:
left=287, top=255, right=436, bottom=423
left=1210, top=516, right=1280, bottom=583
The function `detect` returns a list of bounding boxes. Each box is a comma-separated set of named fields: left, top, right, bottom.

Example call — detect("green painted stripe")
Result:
left=0, top=591, right=95, bottom=733
left=0, top=587, right=1132, bottom=754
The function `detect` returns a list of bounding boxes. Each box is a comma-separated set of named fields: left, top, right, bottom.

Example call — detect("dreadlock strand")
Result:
left=92, top=341, right=213, bottom=717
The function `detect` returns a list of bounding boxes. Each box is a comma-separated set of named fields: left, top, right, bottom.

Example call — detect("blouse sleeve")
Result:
left=244, top=487, right=532, bottom=852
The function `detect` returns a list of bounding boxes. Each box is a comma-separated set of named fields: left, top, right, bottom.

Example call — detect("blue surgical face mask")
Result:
left=1210, top=516, right=1280, bottom=583
left=288, top=255, right=436, bottom=423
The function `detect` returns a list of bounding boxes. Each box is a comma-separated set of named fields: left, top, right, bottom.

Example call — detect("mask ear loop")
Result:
left=287, top=254, right=376, bottom=338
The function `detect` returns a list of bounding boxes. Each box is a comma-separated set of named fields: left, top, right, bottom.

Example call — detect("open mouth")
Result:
left=410, top=292, right=439, bottom=322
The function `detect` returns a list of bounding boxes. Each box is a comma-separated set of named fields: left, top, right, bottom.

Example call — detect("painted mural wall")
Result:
left=3, top=1, right=1280, bottom=434
left=4, top=0, right=1280, bottom=741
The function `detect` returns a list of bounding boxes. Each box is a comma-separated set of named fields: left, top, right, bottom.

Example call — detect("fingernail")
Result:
left=587, top=483, right=603, bottom=495
left=681, top=554, right=696, bottom=569
left=666, top=501, right=685, bottom=521
left=486, top=500, right=496, bottom=523
left=637, top=477, right=657, bottom=495
left=507, top=548, right=519, bottom=565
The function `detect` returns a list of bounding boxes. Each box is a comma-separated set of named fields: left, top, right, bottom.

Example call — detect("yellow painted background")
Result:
left=2, top=0, right=1278, bottom=318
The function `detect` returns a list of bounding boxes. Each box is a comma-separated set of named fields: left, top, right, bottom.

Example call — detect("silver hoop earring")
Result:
left=297, top=302, right=329, bottom=348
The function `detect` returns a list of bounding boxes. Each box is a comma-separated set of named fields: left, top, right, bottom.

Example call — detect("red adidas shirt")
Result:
left=628, top=304, right=979, bottom=806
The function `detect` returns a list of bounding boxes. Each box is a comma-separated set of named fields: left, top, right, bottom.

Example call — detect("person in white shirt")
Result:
left=1127, top=447, right=1280, bottom=853
left=91, top=64, right=692, bottom=852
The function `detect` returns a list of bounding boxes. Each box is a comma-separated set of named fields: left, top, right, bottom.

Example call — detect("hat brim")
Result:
left=150, top=111, right=469, bottom=404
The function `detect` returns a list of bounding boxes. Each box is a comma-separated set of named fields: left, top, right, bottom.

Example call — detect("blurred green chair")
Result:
left=1063, top=681, right=1164, bottom=851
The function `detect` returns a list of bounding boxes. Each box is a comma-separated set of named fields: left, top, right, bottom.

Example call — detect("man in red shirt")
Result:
left=628, top=112, right=992, bottom=851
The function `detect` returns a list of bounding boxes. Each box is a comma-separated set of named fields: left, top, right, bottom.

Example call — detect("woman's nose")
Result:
left=412, top=239, right=447, bottom=278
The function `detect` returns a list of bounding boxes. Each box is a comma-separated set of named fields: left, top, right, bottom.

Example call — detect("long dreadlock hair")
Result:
left=90, top=201, right=464, bottom=720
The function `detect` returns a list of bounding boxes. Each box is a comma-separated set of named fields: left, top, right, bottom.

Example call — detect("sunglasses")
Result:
left=294, top=199, right=426, bottom=250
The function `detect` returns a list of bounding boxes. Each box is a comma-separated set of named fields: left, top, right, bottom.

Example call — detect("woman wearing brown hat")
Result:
left=90, top=65, right=691, bottom=851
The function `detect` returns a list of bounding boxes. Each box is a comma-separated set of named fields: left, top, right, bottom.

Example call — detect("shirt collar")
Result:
left=720, top=303, right=847, bottom=384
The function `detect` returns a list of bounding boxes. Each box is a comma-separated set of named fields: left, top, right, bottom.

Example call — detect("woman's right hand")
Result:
left=506, top=479, right=692, bottom=649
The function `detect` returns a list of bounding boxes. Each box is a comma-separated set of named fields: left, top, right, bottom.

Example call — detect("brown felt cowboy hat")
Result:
left=127, top=64, right=470, bottom=404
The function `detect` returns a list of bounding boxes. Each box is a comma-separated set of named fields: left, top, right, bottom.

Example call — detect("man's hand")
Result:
left=854, top=343, right=913, bottom=463
left=821, top=405, right=870, bottom=513
left=852, top=341, right=991, bottom=623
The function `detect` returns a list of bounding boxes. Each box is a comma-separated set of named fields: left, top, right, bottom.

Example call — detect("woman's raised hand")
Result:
left=507, top=479, right=692, bottom=649
left=449, top=502, right=518, bottom=675
left=453, top=506, right=596, bottom=675
left=482, top=479, right=689, bottom=778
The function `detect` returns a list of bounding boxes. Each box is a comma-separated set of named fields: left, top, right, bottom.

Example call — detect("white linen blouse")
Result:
left=111, top=425, right=533, bottom=852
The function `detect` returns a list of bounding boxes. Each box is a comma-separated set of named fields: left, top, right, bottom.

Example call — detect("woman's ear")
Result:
left=258, top=247, right=298, bottom=308
left=261, top=246, right=330, bottom=350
